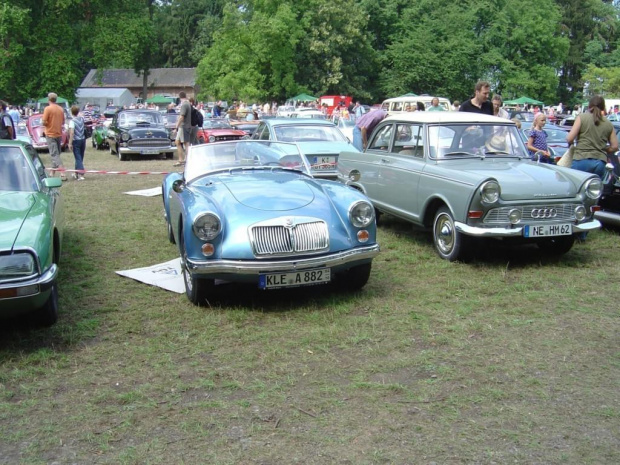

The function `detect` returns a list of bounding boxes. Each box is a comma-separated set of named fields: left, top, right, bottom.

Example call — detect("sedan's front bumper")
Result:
left=119, top=146, right=174, bottom=155
left=455, top=219, right=601, bottom=237
left=0, top=264, right=57, bottom=317
left=186, top=244, right=380, bottom=275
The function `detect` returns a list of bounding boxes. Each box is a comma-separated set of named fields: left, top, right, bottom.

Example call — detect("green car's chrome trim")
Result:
left=186, top=244, right=380, bottom=275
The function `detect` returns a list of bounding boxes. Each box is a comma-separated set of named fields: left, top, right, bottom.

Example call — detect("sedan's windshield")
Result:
left=428, top=124, right=529, bottom=159
left=274, top=124, right=347, bottom=142
left=184, top=141, right=311, bottom=183
left=0, top=147, right=38, bottom=192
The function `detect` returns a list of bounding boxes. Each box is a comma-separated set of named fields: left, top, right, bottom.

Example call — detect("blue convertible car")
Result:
left=162, top=140, right=380, bottom=305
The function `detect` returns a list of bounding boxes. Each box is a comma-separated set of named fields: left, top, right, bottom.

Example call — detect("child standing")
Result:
left=527, top=113, right=553, bottom=163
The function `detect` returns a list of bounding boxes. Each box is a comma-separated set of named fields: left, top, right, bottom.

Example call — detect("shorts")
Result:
left=48, top=137, right=63, bottom=168
left=178, top=127, right=191, bottom=144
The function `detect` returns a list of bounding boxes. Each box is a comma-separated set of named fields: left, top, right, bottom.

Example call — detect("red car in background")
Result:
left=26, top=113, right=69, bottom=152
left=196, top=119, right=249, bottom=144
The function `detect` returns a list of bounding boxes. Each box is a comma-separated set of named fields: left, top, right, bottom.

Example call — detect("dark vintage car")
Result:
left=162, top=140, right=380, bottom=305
left=107, top=109, right=175, bottom=161
left=197, top=119, right=249, bottom=143
left=26, top=114, right=69, bottom=152
left=103, top=105, right=122, bottom=118
left=0, top=140, right=64, bottom=326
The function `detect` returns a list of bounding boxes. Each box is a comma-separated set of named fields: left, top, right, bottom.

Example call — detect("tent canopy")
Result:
left=37, top=96, right=69, bottom=104
left=290, top=93, right=317, bottom=102
left=503, top=96, right=544, bottom=106
left=146, top=94, right=176, bottom=104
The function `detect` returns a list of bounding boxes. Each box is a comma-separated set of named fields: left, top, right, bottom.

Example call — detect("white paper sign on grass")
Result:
left=123, top=187, right=162, bottom=197
left=116, top=258, right=184, bottom=294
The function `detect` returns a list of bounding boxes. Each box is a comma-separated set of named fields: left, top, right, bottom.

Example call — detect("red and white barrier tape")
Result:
left=46, top=168, right=170, bottom=175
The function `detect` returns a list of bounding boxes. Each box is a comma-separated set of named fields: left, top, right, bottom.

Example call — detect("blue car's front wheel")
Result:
left=180, top=234, right=215, bottom=305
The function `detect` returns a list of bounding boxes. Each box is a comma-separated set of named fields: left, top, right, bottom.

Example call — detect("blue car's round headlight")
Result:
left=193, top=213, right=222, bottom=240
left=349, top=201, right=375, bottom=228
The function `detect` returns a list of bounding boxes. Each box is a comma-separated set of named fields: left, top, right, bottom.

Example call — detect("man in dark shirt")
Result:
left=459, top=81, right=493, bottom=115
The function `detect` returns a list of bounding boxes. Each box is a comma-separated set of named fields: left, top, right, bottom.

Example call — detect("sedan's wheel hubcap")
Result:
left=436, top=215, right=454, bottom=254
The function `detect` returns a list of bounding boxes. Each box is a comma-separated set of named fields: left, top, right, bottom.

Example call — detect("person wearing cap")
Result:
left=42, top=93, right=67, bottom=180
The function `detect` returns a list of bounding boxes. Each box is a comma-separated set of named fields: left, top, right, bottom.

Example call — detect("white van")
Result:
left=381, top=95, right=452, bottom=114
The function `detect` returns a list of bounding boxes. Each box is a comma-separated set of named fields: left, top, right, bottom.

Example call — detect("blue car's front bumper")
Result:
left=186, top=244, right=380, bottom=275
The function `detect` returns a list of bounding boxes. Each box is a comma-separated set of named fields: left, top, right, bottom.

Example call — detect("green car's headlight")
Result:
left=193, top=213, right=222, bottom=240
left=0, top=253, right=36, bottom=279
left=584, top=178, right=603, bottom=199
left=349, top=201, right=375, bottom=228
left=480, top=180, right=500, bottom=204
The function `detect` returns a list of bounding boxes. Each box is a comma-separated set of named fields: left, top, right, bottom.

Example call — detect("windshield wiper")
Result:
left=442, top=151, right=478, bottom=157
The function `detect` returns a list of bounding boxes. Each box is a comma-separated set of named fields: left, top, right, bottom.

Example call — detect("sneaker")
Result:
left=78, top=175, right=85, bottom=181
left=72, top=173, right=79, bottom=180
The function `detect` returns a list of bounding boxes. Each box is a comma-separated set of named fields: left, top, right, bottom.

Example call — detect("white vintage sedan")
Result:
left=337, top=112, right=603, bottom=261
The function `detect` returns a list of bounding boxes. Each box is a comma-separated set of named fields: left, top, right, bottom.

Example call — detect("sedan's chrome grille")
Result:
left=251, top=220, right=329, bottom=257
left=484, top=204, right=579, bottom=224
left=127, top=138, right=171, bottom=148
left=214, top=135, right=243, bottom=142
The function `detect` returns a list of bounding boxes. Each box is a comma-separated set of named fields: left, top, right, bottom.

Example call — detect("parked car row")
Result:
left=3, top=110, right=619, bottom=326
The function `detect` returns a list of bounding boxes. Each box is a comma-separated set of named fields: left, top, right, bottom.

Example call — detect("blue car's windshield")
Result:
left=274, top=124, right=347, bottom=142
left=0, top=147, right=38, bottom=192
left=184, top=141, right=311, bottom=183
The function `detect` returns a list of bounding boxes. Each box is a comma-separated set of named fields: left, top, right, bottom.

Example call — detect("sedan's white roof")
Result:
left=385, top=111, right=514, bottom=125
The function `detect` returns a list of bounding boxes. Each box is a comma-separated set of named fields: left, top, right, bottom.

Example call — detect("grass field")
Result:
left=1, top=144, right=619, bottom=464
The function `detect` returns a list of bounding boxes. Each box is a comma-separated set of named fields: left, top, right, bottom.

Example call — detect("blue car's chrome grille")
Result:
left=250, top=220, right=329, bottom=257
left=127, top=138, right=170, bottom=148
left=483, top=204, right=579, bottom=224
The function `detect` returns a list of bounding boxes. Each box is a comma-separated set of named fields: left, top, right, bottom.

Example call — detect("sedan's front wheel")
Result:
left=433, top=206, right=470, bottom=262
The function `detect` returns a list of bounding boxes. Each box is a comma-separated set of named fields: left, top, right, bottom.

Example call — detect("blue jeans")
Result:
left=352, top=126, right=363, bottom=151
left=571, top=158, right=606, bottom=179
left=72, top=138, right=86, bottom=172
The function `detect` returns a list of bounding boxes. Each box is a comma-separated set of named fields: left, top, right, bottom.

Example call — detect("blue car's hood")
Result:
left=220, top=175, right=315, bottom=210
left=438, top=159, right=579, bottom=200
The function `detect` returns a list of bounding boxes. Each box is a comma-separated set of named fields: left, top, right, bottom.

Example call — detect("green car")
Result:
left=0, top=140, right=64, bottom=326
left=91, top=121, right=110, bottom=150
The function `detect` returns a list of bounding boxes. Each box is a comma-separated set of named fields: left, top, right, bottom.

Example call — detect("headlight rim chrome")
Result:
left=479, top=180, right=501, bottom=205
left=349, top=200, right=375, bottom=228
left=192, top=213, right=222, bottom=241
left=584, top=177, right=603, bottom=200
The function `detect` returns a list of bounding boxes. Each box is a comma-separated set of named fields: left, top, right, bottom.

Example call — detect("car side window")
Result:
left=392, top=124, right=424, bottom=158
left=259, top=125, right=271, bottom=141
left=26, top=146, right=47, bottom=181
left=368, top=124, right=393, bottom=152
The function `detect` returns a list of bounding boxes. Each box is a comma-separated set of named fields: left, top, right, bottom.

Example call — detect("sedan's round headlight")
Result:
left=574, top=205, right=586, bottom=221
left=209, top=135, right=216, bottom=143
left=480, top=180, right=500, bottom=204
left=584, top=178, right=603, bottom=199
left=193, top=213, right=221, bottom=240
left=349, top=201, right=375, bottom=228
left=121, top=132, right=130, bottom=142
left=508, top=208, right=522, bottom=224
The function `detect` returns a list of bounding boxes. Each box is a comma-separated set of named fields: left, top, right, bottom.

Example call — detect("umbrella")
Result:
left=146, top=94, right=175, bottom=104
left=290, top=93, right=317, bottom=102
left=503, top=96, right=544, bottom=106
left=37, top=96, right=69, bottom=104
